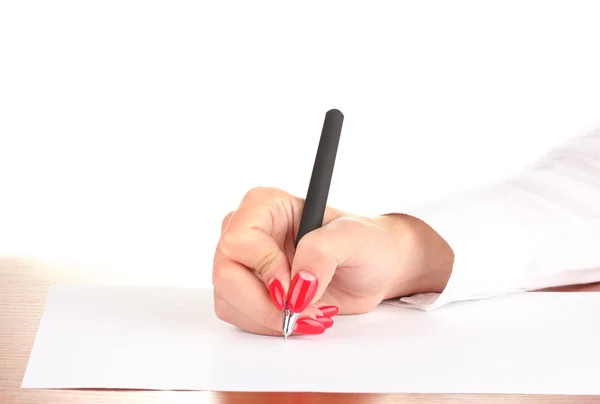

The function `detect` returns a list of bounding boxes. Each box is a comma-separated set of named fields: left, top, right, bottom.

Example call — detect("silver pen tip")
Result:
left=282, top=307, right=299, bottom=342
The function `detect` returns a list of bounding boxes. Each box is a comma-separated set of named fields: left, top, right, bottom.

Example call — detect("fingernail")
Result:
left=267, top=278, right=285, bottom=311
left=287, top=270, right=318, bottom=313
left=317, top=316, right=334, bottom=329
left=318, top=305, right=339, bottom=317
left=293, top=317, right=325, bottom=335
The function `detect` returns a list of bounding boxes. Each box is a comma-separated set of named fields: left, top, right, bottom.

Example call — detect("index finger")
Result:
left=213, top=243, right=284, bottom=331
left=218, top=187, right=292, bottom=298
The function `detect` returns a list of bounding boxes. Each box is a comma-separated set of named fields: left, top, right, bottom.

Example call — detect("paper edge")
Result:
left=19, top=285, right=600, bottom=394
left=21, top=284, right=64, bottom=388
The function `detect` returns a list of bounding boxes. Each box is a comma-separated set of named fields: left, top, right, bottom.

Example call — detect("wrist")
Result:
left=376, top=213, right=454, bottom=300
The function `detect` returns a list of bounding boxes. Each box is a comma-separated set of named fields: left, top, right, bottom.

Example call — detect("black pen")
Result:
left=282, top=108, right=344, bottom=340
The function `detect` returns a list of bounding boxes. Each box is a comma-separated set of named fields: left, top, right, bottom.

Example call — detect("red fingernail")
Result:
left=294, top=317, right=325, bottom=335
left=287, top=270, right=318, bottom=313
left=267, top=278, right=285, bottom=311
left=317, top=316, right=334, bottom=329
left=318, top=305, right=339, bottom=317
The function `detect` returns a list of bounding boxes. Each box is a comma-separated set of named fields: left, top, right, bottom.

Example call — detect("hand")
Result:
left=212, top=187, right=454, bottom=336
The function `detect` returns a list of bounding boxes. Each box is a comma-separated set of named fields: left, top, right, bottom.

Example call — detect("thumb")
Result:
left=288, top=216, right=359, bottom=313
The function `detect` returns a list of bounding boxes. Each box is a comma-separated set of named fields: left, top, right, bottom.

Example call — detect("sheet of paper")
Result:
left=22, top=284, right=600, bottom=394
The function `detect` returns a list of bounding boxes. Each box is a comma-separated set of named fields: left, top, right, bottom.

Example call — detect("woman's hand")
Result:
left=212, top=187, right=454, bottom=336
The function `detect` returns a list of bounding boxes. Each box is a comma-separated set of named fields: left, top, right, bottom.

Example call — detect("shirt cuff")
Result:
left=384, top=130, right=600, bottom=311
left=385, top=182, right=535, bottom=311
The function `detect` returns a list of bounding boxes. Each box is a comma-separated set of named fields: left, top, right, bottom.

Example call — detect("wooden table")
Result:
left=2, top=258, right=600, bottom=404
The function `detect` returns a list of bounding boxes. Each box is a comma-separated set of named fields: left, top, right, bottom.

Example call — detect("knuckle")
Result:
left=219, top=229, right=262, bottom=262
left=212, top=263, right=230, bottom=291
left=220, top=211, right=234, bottom=233
left=329, top=214, right=366, bottom=232
left=242, top=186, right=280, bottom=204
left=214, top=298, right=232, bottom=323
left=219, top=231, right=245, bottom=258
left=242, top=186, right=268, bottom=203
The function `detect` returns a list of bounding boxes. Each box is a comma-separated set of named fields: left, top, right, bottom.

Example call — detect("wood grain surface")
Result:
left=2, top=257, right=600, bottom=404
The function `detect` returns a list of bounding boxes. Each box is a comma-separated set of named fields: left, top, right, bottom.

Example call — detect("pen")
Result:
left=282, top=108, right=344, bottom=341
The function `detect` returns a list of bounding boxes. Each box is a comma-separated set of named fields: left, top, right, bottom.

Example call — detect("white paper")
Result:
left=22, top=284, right=600, bottom=394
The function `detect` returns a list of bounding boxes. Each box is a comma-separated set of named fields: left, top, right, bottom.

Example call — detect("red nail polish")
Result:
left=318, top=305, right=339, bottom=317
left=317, top=316, right=334, bottom=329
left=287, top=270, right=318, bottom=313
left=294, top=317, right=325, bottom=335
left=267, top=278, right=285, bottom=311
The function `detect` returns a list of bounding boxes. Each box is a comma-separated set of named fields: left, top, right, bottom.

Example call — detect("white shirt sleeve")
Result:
left=389, top=129, right=600, bottom=311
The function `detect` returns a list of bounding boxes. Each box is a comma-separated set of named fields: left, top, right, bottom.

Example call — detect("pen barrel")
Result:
left=295, top=109, right=344, bottom=247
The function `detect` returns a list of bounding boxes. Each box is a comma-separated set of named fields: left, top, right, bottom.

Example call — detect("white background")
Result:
left=1, top=1, right=600, bottom=287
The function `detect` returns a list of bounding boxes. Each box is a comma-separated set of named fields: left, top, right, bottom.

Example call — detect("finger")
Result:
left=214, top=292, right=281, bottom=337
left=213, top=247, right=284, bottom=331
left=316, top=304, right=340, bottom=318
left=219, top=187, right=292, bottom=309
left=213, top=243, right=327, bottom=334
left=313, top=300, right=338, bottom=328
left=289, top=215, right=371, bottom=312
left=214, top=293, right=328, bottom=336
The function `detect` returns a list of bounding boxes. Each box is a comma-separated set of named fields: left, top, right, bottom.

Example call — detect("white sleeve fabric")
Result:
left=388, top=129, right=600, bottom=311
